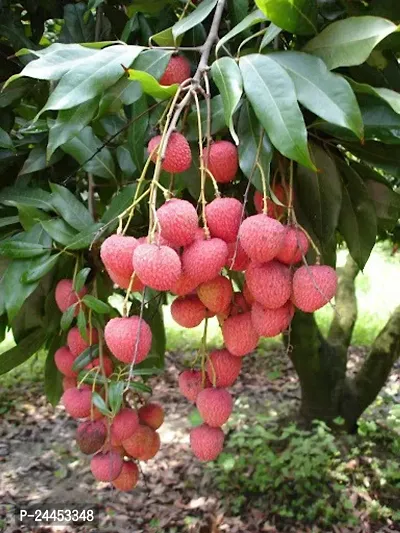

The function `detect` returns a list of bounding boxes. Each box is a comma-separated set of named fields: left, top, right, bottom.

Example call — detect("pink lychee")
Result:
left=138, top=403, right=164, bottom=430
left=197, top=275, right=233, bottom=314
left=171, top=295, right=207, bottom=328
left=196, top=388, right=233, bottom=427
left=111, top=408, right=140, bottom=444
left=156, top=199, right=198, bottom=247
left=112, top=461, right=139, bottom=491
left=239, top=214, right=285, bottom=263
left=222, top=312, right=259, bottom=357
left=148, top=132, right=192, bottom=174
left=132, top=243, right=181, bottom=291
left=205, top=197, right=242, bottom=242
left=246, top=260, right=291, bottom=310
left=181, top=238, right=228, bottom=285
left=55, top=346, right=77, bottom=378
left=55, top=279, right=87, bottom=315
left=62, top=387, right=92, bottom=419
left=104, top=316, right=152, bottom=364
left=100, top=234, right=144, bottom=291
left=160, top=55, right=191, bottom=86
left=178, top=369, right=211, bottom=402
left=251, top=301, right=294, bottom=337
left=204, top=141, right=238, bottom=184
left=67, top=326, right=99, bottom=357
left=206, top=349, right=242, bottom=388
left=292, top=265, right=338, bottom=312
left=276, top=226, right=309, bottom=265
left=190, top=424, right=224, bottom=461
left=91, top=450, right=123, bottom=482
left=225, top=241, right=250, bottom=271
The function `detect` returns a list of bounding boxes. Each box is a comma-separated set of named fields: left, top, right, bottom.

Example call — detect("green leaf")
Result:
left=92, top=391, right=111, bottom=416
left=0, top=128, right=14, bottom=151
left=97, top=78, right=142, bottom=117
left=211, top=58, right=243, bottom=145
left=186, top=95, right=226, bottom=141
left=216, top=9, right=267, bottom=54
left=21, top=254, right=60, bottom=284
left=343, top=142, right=400, bottom=178
left=173, top=0, right=218, bottom=39
left=61, top=126, right=116, bottom=181
left=129, top=381, right=152, bottom=394
left=335, top=159, right=377, bottom=270
left=238, top=101, right=273, bottom=192
left=0, top=240, right=49, bottom=259
left=143, top=305, right=166, bottom=368
left=17, top=206, right=50, bottom=232
left=228, top=0, right=249, bottom=27
left=62, top=2, right=95, bottom=43
left=0, top=187, right=54, bottom=211
left=74, top=268, right=91, bottom=293
left=101, top=184, right=136, bottom=224
left=50, top=183, right=93, bottom=232
left=73, top=345, right=99, bottom=372
left=116, top=145, right=136, bottom=177
left=127, top=69, right=178, bottom=99
left=0, top=78, right=31, bottom=108
left=348, top=79, right=400, bottom=116
left=151, top=27, right=183, bottom=47
left=77, top=309, right=87, bottom=340
left=65, top=223, right=104, bottom=250
left=260, top=23, right=282, bottom=50
left=0, top=328, right=46, bottom=375
left=239, top=54, right=314, bottom=169
left=358, top=94, right=400, bottom=144
left=128, top=94, right=148, bottom=172
left=45, top=336, right=63, bottom=406
left=255, top=0, right=317, bottom=35
left=108, top=381, right=124, bottom=414
left=271, top=52, right=363, bottom=138
left=19, top=145, right=63, bottom=175
left=41, top=219, right=78, bottom=246
left=82, top=295, right=111, bottom=314
left=132, top=49, right=172, bottom=80
left=47, top=98, right=98, bottom=160
left=303, top=16, right=398, bottom=70
left=60, top=305, right=76, bottom=331
left=0, top=216, right=19, bottom=229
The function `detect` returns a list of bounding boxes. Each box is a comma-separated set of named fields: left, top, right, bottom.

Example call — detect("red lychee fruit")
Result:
left=91, top=450, right=123, bottom=482
left=246, top=261, right=291, bottom=310
left=190, top=424, right=224, bottom=461
left=62, top=387, right=92, bottom=419
left=55, top=279, right=87, bottom=315
left=112, top=461, right=139, bottom=491
left=205, top=197, right=242, bottom=242
left=76, top=419, right=107, bottom=455
left=254, top=183, right=291, bottom=219
left=225, top=241, right=250, bottom=271
left=204, top=140, right=238, bottom=184
left=104, top=316, right=152, bottom=364
left=156, top=199, right=198, bottom=247
left=67, top=326, right=99, bottom=357
left=160, top=55, right=191, bottom=86
left=276, top=226, right=309, bottom=265
left=171, top=295, right=207, bottom=328
left=55, top=346, right=77, bottom=378
left=62, top=376, right=77, bottom=391
left=140, top=430, right=160, bottom=460
left=170, top=271, right=199, bottom=296
left=85, top=356, right=114, bottom=377
left=239, top=214, right=285, bottom=263
left=197, top=275, right=233, bottom=314
left=217, top=292, right=250, bottom=322
left=251, top=301, right=294, bottom=337
left=122, top=425, right=155, bottom=460
left=292, top=265, right=338, bottom=312
left=100, top=235, right=144, bottom=291
left=148, top=132, right=192, bottom=174
left=181, top=238, right=228, bottom=285
left=206, top=349, right=242, bottom=388
left=110, top=408, right=140, bottom=445
left=196, top=388, right=233, bottom=427
left=243, top=282, right=255, bottom=306
left=138, top=403, right=164, bottom=430
left=132, top=243, right=181, bottom=291
left=222, top=312, right=259, bottom=357
left=194, top=227, right=206, bottom=241
left=178, top=369, right=211, bottom=402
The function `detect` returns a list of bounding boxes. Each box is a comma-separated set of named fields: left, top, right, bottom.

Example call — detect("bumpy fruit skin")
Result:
left=67, top=327, right=99, bottom=357
left=160, top=55, right=191, bottom=86
left=112, top=461, right=139, bottom=491
left=91, top=451, right=123, bottom=482
left=292, top=265, right=338, bottom=312
left=251, top=301, right=294, bottom=337
left=55, top=346, right=77, bottom=378
left=62, top=387, right=92, bottom=419
left=205, top=198, right=242, bottom=242
left=243, top=282, right=255, bottom=306
left=246, top=261, right=291, bottom=310
left=182, top=238, right=228, bottom=285
left=138, top=403, right=164, bottom=430
left=62, top=376, right=77, bottom=391
left=206, top=349, right=242, bottom=388
left=100, top=235, right=143, bottom=291
left=190, top=424, right=224, bottom=461
left=222, top=312, right=259, bottom=357
left=140, top=430, right=160, bottom=460
left=196, top=388, right=233, bottom=427
left=105, top=316, right=152, bottom=364
left=111, top=408, right=140, bottom=443
left=254, top=184, right=291, bottom=219
left=122, top=425, right=154, bottom=460
left=239, top=214, right=285, bottom=263
left=276, top=226, right=309, bottom=265
left=85, top=356, right=114, bottom=377
left=132, top=243, right=181, bottom=291
left=217, top=292, right=250, bottom=322
left=197, top=276, right=233, bottom=314
left=179, top=369, right=211, bottom=402
left=156, top=199, right=198, bottom=247
left=55, top=279, right=87, bottom=315
left=225, top=241, right=250, bottom=271
left=204, top=141, right=238, bottom=183
left=171, top=295, right=207, bottom=328
left=170, top=271, right=198, bottom=296
left=76, top=419, right=107, bottom=455
left=148, top=132, right=192, bottom=174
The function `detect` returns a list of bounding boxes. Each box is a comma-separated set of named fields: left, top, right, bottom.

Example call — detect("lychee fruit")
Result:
left=55, top=346, right=77, bottom=378
left=170, top=271, right=199, bottom=296
left=292, top=265, right=338, bottom=312
left=160, top=55, right=191, bottom=86
left=206, top=349, right=242, bottom=388
left=138, top=403, right=164, bottom=430
left=239, top=214, right=285, bottom=263
left=276, top=226, right=309, bottom=265
left=55, top=279, right=87, bottom=315
left=205, top=197, right=242, bottom=242
left=122, top=424, right=154, bottom=460
left=104, top=316, right=152, bottom=364
left=100, top=234, right=144, bottom=291
left=246, top=261, right=291, bottom=310
left=222, top=312, right=259, bottom=357
left=204, top=140, right=238, bottom=184
left=197, top=275, right=233, bottom=314
left=196, top=388, right=233, bottom=427
left=67, top=326, right=99, bottom=357
left=225, top=241, right=250, bottom=271
left=85, top=356, right=114, bottom=377
left=140, top=430, right=160, bottom=460
left=62, top=376, right=77, bottom=391
left=243, top=282, right=255, bottom=306
left=132, top=243, right=181, bottom=291
left=62, top=387, right=92, bottom=418
left=111, top=408, right=140, bottom=444
left=178, top=369, right=211, bottom=402
left=156, top=199, right=198, bottom=247
left=76, top=419, right=107, bottom=455
left=91, top=450, right=123, bottom=482
left=171, top=295, right=207, bottom=328
left=217, top=292, right=250, bottom=322
left=254, top=183, right=290, bottom=219
left=251, top=301, right=294, bottom=337
left=112, top=461, right=139, bottom=491
left=190, top=424, right=224, bottom=461
left=181, top=238, right=228, bottom=285
left=148, top=132, right=192, bottom=174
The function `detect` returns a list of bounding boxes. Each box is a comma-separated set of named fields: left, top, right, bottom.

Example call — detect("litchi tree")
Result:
left=1, top=0, right=400, bottom=485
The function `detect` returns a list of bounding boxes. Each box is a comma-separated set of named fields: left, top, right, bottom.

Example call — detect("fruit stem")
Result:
left=257, top=161, right=269, bottom=216
left=125, top=287, right=147, bottom=391
left=200, top=317, right=209, bottom=387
